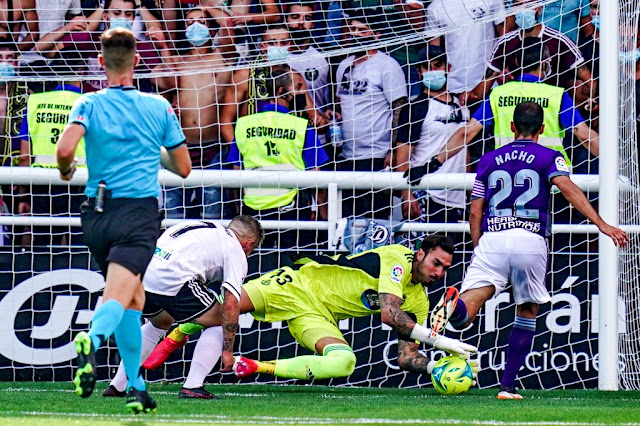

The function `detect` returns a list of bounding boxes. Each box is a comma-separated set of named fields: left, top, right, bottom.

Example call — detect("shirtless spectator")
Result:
left=0, top=0, right=38, bottom=52
left=219, top=25, right=324, bottom=145
left=155, top=5, right=236, bottom=219
left=53, top=0, right=167, bottom=92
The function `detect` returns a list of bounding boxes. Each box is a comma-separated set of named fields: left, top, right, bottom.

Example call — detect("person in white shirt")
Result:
left=396, top=46, right=469, bottom=224
left=103, top=216, right=263, bottom=400
left=334, top=9, right=408, bottom=219
left=425, top=0, right=507, bottom=103
left=284, top=1, right=330, bottom=122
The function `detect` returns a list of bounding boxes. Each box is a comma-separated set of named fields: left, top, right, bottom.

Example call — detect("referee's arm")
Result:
left=56, top=123, right=85, bottom=181
left=160, top=143, right=191, bottom=178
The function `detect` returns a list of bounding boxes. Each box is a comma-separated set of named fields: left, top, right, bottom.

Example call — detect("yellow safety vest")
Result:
left=27, top=89, right=85, bottom=167
left=489, top=80, right=570, bottom=165
left=235, top=110, right=308, bottom=210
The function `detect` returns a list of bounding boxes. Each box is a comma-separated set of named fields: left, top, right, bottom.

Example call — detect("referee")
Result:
left=56, top=28, right=191, bottom=413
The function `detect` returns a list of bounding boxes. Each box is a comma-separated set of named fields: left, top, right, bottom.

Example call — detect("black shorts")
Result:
left=81, top=197, right=161, bottom=278
left=143, top=280, right=219, bottom=323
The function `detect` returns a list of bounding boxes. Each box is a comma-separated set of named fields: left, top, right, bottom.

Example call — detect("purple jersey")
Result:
left=471, top=140, right=570, bottom=237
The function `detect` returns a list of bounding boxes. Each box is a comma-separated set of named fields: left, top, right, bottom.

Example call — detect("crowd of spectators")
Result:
left=0, top=0, right=631, bottom=249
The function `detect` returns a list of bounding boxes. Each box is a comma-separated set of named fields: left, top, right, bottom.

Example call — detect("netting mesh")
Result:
left=0, top=0, right=637, bottom=390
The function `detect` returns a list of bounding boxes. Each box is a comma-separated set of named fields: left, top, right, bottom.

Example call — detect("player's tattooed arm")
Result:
left=396, top=338, right=432, bottom=373
left=380, top=292, right=417, bottom=338
left=220, top=289, right=240, bottom=372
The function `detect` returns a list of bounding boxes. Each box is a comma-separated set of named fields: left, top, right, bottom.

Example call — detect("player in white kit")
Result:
left=103, top=216, right=263, bottom=399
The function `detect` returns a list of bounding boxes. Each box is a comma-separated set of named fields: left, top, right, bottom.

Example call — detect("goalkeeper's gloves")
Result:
left=410, top=323, right=477, bottom=358
left=403, top=156, right=443, bottom=186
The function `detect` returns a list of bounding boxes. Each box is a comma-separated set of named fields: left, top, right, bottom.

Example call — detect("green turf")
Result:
left=0, top=382, right=639, bottom=425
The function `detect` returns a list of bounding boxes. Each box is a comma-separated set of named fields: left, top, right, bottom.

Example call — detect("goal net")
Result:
left=0, top=0, right=638, bottom=391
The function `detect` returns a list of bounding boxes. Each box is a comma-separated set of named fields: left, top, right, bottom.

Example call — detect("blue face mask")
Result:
left=422, top=70, right=447, bottom=91
left=619, top=49, right=640, bottom=64
left=0, top=62, right=15, bottom=84
left=110, top=17, right=133, bottom=30
left=591, top=15, right=600, bottom=31
left=186, top=22, right=210, bottom=47
left=515, top=10, right=537, bottom=30
left=266, top=46, right=289, bottom=62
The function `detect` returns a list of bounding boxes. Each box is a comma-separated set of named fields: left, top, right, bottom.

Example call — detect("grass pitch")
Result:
left=0, top=382, right=639, bottom=425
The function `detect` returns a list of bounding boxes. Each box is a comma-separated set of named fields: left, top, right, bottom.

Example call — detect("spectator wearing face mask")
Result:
left=219, top=25, right=325, bottom=146
left=409, top=38, right=599, bottom=185
left=473, top=0, right=592, bottom=100
left=333, top=9, right=408, bottom=220
left=54, top=0, right=168, bottom=92
left=227, top=66, right=329, bottom=249
left=153, top=5, right=236, bottom=219
left=395, top=46, right=469, bottom=224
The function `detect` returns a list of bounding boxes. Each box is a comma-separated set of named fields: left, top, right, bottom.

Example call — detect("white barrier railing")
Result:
left=1, top=168, right=638, bottom=237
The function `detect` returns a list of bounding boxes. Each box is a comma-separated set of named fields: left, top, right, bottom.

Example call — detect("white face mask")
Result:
left=109, top=17, right=133, bottom=30
left=266, top=46, right=290, bottom=62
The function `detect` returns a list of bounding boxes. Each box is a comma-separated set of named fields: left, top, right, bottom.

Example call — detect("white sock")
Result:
left=110, top=321, right=167, bottom=392
left=183, top=326, right=223, bottom=390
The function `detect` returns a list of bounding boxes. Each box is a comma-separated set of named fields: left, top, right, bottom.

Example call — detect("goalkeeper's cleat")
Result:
left=126, top=388, right=157, bottom=414
left=179, top=386, right=220, bottom=399
left=430, top=287, right=459, bottom=334
left=142, top=335, right=189, bottom=369
left=103, top=384, right=126, bottom=397
left=233, top=356, right=259, bottom=378
left=73, top=331, right=96, bottom=398
left=497, top=386, right=523, bottom=400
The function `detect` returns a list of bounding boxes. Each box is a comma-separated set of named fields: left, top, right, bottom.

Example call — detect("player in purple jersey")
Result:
left=429, top=102, right=628, bottom=400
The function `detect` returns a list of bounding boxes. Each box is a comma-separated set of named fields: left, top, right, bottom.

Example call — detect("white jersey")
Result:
left=408, top=95, right=470, bottom=208
left=287, top=45, right=330, bottom=112
left=143, top=221, right=248, bottom=302
left=336, top=52, right=407, bottom=160
left=425, top=0, right=505, bottom=93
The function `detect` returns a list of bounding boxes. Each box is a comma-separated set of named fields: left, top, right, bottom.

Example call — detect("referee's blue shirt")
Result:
left=68, top=86, right=185, bottom=198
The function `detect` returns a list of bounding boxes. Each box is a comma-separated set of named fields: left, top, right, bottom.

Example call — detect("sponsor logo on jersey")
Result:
left=390, top=265, right=404, bottom=283
left=555, top=156, right=569, bottom=172
left=361, top=289, right=380, bottom=310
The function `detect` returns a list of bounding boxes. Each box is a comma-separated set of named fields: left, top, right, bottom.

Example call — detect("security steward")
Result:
left=227, top=66, right=329, bottom=248
left=405, top=37, right=601, bottom=183
left=18, top=68, right=86, bottom=246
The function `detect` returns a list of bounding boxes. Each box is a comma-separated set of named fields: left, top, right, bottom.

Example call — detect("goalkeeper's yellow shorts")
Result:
left=243, top=267, right=346, bottom=353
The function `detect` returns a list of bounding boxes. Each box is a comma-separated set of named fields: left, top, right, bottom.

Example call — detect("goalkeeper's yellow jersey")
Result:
left=293, top=244, right=430, bottom=325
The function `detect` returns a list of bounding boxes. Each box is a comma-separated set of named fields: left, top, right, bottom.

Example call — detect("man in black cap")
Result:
left=395, top=45, right=469, bottom=224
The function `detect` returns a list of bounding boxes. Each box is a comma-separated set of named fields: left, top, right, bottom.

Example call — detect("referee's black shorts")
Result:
left=81, top=197, right=161, bottom=278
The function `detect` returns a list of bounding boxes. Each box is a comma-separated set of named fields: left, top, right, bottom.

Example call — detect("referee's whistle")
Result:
left=95, top=181, right=106, bottom=213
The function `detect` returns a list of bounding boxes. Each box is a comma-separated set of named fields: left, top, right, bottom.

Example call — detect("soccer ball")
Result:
left=431, top=356, right=474, bottom=395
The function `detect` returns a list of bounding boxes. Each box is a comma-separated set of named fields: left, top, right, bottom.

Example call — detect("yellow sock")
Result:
left=254, top=360, right=276, bottom=375
left=167, top=327, right=187, bottom=342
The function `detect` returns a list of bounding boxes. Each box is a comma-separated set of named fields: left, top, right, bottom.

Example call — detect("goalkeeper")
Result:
left=145, top=234, right=477, bottom=382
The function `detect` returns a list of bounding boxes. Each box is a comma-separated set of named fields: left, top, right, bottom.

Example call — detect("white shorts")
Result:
left=461, top=228, right=550, bottom=305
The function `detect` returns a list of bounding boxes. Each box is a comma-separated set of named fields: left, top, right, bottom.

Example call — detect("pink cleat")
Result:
left=142, top=335, right=189, bottom=369
left=233, top=356, right=259, bottom=378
